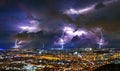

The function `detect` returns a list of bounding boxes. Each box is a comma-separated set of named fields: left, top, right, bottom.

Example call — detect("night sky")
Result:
left=0, top=0, right=120, bottom=49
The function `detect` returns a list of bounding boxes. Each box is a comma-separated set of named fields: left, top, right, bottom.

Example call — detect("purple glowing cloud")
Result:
left=54, top=26, right=108, bottom=49
left=55, top=26, right=88, bottom=47
left=19, top=20, right=41, bottom=32
left=63, top=26, right=87, bottom=36
left=64, top=0, right=119, bottom=15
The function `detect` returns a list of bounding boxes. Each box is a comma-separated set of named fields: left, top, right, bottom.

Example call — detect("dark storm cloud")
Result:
left=15, top=30, right=60, bottom=40
left=16, top=0, right=120, bottom=49
left=85, top=0, right=120, bottom=31
left=95, top=2, right=106, bottom=9
left=0, top=0, right=120, bottom=48
left=23, top=0, right=99, bottom=27
left=24, top=0, right=120, bottom=30
left=14, top=30, right=62, bottom=49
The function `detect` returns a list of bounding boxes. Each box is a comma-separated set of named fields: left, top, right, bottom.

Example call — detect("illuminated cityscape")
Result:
left=0, top=48, right=120, bottom=71
left=0, top=0, right=120, bottom=71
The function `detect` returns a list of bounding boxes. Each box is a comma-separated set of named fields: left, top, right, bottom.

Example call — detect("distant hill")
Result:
left=93, top=63, right=120, bottom=71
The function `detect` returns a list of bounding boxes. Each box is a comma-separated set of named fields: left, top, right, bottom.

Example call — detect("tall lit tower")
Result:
left=39, top=43, right=45, bottom=54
